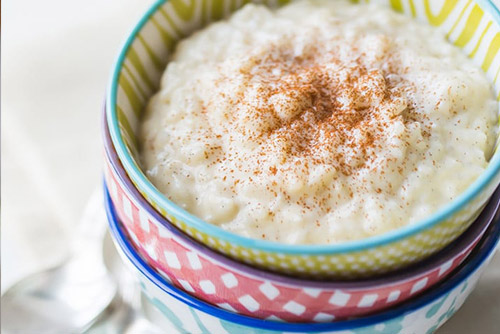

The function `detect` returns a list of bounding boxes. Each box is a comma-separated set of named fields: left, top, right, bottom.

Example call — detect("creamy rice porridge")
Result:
left=140, top=0, right=498, bottom=244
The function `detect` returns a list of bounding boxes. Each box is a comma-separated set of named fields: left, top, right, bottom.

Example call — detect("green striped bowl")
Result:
left=106, top=0, right=500, bottom=278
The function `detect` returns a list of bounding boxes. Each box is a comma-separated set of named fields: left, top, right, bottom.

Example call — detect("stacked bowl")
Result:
left=103, top=0, right=500, bottom=332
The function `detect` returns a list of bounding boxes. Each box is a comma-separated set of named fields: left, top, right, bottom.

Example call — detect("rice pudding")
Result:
left=139, top=0, right=498, bottom=244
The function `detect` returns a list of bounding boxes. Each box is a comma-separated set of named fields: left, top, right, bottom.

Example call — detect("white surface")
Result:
left=1, top=0, right=499, bottom=333
left=1, top=0, right=155, bottom=288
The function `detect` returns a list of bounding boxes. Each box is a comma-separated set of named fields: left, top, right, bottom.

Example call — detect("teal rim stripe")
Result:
left=107, top=0, right=500, bottom=255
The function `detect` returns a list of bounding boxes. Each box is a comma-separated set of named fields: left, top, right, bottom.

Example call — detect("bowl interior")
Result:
left=107, top=0, right=500, bottom=252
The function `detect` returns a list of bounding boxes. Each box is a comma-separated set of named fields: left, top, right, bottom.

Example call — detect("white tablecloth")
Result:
left=2, top=0, right=499, bottom=333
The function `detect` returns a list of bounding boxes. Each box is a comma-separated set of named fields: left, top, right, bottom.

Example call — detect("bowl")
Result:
left=106, top=187, right=500, bottom=333
left=103, top=115, right=500, bottom=322
left=105, top=0, right=500, bottom=277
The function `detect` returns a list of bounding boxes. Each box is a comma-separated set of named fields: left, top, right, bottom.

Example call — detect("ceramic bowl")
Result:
left=106, top=188, right=500, bottom=333
left=103, top=117, right=500, bottom=322
left=105, top=0, right=500, bottom=278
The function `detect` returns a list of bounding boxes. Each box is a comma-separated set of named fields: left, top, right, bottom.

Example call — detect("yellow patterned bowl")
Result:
left=106, top=0, right=500, bottom=278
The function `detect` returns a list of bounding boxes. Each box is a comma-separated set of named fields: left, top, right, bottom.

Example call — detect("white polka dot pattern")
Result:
left=221, top=273, right=238, bottom=289
left=200, top=280, right=216, bottom=294
left=387, top=290, right=401, bottom=303
left=283, top=301, right=306, bottom=316
left=329, top=291, right=351, bottom=307
left=259, top=282, right=280, bottom=300
left=357, top=294, right=378, bottom=308
left=410, top=278, right=429, bottom=295
left=238, top=295, right=260, bottom=312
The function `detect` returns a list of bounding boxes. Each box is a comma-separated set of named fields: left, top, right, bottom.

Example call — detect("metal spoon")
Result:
left=84, top=231, right=163, bottom=334
left=1, top=192, right=117, bottom=334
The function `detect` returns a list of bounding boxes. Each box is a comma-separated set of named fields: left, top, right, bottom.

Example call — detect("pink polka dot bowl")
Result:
left=103, top=112, right=500, bottom=323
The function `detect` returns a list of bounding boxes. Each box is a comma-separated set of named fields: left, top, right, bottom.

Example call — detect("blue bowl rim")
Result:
left=105, top=184, right=500, bottom=331
left=106, top=0, right=500, bottom=255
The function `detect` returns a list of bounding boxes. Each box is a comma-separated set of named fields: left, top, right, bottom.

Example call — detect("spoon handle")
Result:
left=73, top=188, right=108, bottom=256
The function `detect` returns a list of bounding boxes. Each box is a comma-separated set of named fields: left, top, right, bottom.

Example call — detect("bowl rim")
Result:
left=103, top=109, right=500, bottom=288
left=105, top=185, right=500, bottom=331
left=106, top=0, right=500, bottom=254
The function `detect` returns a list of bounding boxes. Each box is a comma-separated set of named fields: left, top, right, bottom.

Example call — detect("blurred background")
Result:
left=2, top=0, right=153, bottom=288
left=1, top=0, right=499, bottom=333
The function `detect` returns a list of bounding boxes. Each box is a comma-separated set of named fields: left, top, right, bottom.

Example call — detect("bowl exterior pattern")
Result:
left=134, top=260, right=486, bottom=334
left=104, top=153, right=482, bottom=322
left=107, top=0, right=500, bottom=277
left=107, top=200, right=499, bottom=334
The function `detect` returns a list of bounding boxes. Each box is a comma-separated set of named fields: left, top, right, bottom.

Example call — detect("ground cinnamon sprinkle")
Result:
left=206, top=41, right=428, bottom=183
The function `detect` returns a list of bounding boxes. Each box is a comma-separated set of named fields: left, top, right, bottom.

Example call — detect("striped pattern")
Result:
left=108, top=0, right=500, bottom=277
